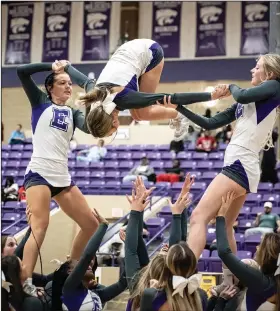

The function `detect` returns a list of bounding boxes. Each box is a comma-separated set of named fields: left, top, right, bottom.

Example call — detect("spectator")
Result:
left=244, top=201, right=280, bottom=238
left=216, top=125, right=233, bottom=144
left=18, top=185, right=26, bottom=202
left=97, top=218, right=149, bottom=272
left=157, top=159, right=184, bottom=184
left=76, top=139, right=107, bottom=162
left=169, top=139, right=184, bottom=156
left=2, top=176, right=19, bottom=203
left=260, top=127, right=279, bottom=184
left=196, top=130, right=217, bottom=153
left=186, top=125, right=199, bottom=144
left=122, top=157, right=155, bottom=183
left=8, top=124, right=26, bottom=145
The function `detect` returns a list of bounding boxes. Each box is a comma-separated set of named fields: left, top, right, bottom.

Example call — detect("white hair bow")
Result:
left=91, top=90, right=117, bottom=115
left=172, top=274, right=202, bottom=297
left=50, top=259, right=64, bottom=267
left=2, top=271, right=12, bottom=293
left=275, top=253, right=280, bottom=276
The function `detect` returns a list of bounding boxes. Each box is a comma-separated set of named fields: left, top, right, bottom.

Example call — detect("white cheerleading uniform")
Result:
left=176, top=79, right=280, bottom=193
left=17, top=62, right=91, bottom=196
left=25, top=103, right=74, bottom=187
left=96, top=39, right=163, bottom=91
left=223, top=101, right=279, bottom=193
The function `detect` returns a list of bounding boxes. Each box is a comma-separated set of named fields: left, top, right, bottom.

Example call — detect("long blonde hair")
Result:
left=254, top=233, right=280, bottom=311
left=157, top=242, right=203, bottom=311
left=258, top=54, right=280, bottom=80
left=79, top=86, right=114, bottom=138
left=130, top=254, right=166, bottom=310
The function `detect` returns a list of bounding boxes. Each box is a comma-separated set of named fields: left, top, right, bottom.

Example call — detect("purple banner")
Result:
left=196, top=2, right=226, bottom=57
left=5, top=3, right=34, bottom=65
left=152, top=2, right=181, bottom=58
left=82, top=2, right=111, bottom=61
left=240, top=2, right=269, bottom=56
left=42, top=2, right=71, bottom=62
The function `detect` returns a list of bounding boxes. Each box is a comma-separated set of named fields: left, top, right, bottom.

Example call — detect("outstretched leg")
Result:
left=187, top=174, right=246, bottom=259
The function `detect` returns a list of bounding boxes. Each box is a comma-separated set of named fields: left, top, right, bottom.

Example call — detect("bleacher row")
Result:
left=2, top=143, right=280, bottom=195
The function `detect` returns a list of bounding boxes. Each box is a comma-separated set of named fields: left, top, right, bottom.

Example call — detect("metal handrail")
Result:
left=145, top=222, right=171, bottom=247
left=99, top=188, right=169, bottom=247
left=149, top=236, right=170, bottom=258
left=2, top=216, right=26, bottom=234
left=147, top=191, right=205, bottom=258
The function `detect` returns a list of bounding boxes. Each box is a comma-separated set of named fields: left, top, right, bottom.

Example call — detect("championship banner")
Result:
left=152, top=2, right=181, bottom=58
left=196, top=2, right=226, bottom=57
left=5, top=3, right=34, bottom=64
left=42, top=2, right=71, bottom=62
left=82, top=1, right=111, bottom=61
left=240, top=1, right=269, bottom=55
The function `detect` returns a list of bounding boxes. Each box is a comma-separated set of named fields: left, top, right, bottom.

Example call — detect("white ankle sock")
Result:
left=26, top=277, right=33, bottom=285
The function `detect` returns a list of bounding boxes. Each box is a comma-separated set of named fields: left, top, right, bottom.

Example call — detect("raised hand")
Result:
left=133, top=176, right=155, bottom=202
left=119, top=228, right=126, bottom=242
left=168, top=173, right=194, bottom=214
left=217, top=191, right=236, bottom=217
left=126, top=177, right=155, bottom=212
left=52, top=59, right=70, bottom=74
left=92, top=208, right=109, bottom=225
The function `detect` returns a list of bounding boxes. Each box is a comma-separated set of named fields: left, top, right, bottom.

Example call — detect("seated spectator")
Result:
left=169, top=139, right=184, bottom=156
left=245, top=201, right=280, bottom=237
left=2, top=176, right=19, bottom=203
left=216, top=125, right=233, bottom=144
left=186, top=125, right=199, bottom=144
left=156, top=159, right=184, bottom=184
left=8, top=124, right=26, bottom=145
left=97, top=217, right=149, bottom=274
left=18, top=185, right=26, bottom=202
left=196, top=130, right=217, bottom=153
left=76, top=139, right=107, bottom=162
left=122, top=157, right=155, bottom=183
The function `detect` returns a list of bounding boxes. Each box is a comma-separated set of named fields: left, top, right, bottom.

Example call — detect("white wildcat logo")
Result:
left=11, top=18, right=29, bottom=34
left=47, top=15, right=67, bottom=31
left=87, top=13, right=107, bottom=29
left=156, top=9, right=177, bottom=26
left=245, top=4, right=268, bottom=22
left=200, top=6, right=222, bottom=24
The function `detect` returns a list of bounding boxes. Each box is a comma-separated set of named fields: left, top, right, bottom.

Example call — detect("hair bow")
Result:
left=50, top=259, right=64, bottom=267
left=275, top=253, right=280, bottom=276
left=91, top=90, right=117, bottom=115
left=2, top=271, right=12, bottom=293
left=172, top=274, right=202, bottom=297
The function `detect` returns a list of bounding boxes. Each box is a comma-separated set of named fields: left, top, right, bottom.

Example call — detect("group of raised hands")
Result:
left=124, top=173, right=236, bottom=218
